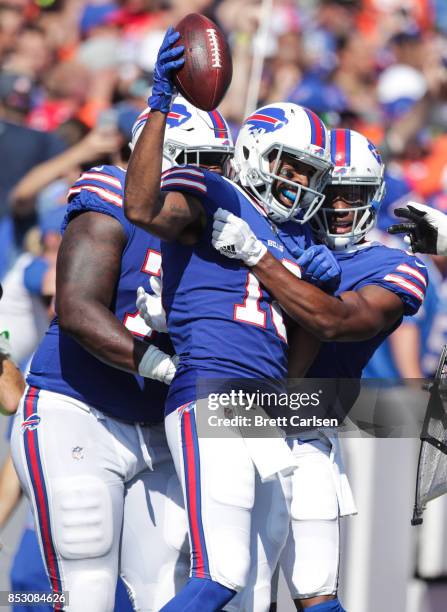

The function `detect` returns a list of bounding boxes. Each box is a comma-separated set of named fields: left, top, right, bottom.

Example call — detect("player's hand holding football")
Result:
left=388, top=201, right=447, bottom=256
left=212, top=208, right=267, bottom=266
left=296, top=245, right=341, bottom=293
left=148, top=26, right=185, bottom=113
left=136, top=277, right=168, bottom=333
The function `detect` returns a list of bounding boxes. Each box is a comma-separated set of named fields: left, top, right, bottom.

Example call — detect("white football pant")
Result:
left=11, top=386, right=189, bottom=612
left=165, top=401, right=293, bottom=604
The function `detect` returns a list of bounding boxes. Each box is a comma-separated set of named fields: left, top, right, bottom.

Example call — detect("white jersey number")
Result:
left=123, top=249, right=161, bottom=339
left=234, top=271, right=287, bottom=341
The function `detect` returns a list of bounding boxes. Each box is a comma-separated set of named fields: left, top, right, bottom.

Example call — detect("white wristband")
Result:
left=138, top=345, right=177, bottom=384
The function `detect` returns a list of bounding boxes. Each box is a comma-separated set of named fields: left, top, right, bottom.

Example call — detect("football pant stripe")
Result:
left=23, top=387, right=64, bottom=608
left=180, top=403, right=210, bottom=579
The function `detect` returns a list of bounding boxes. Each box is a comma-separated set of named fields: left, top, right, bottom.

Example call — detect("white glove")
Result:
left=388, top=201, right=447, bottom=256
left=138, top=345, right=178, bottom=384
left=212, top=208, right=267, bottom=267
left=136, top=276, right=167, bottom=333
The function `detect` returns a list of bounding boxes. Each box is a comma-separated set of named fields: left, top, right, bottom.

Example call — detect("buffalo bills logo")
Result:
left=333, top=166, right=349, bottom=176
left=245, top=108, right=288, bottom=135
left=21, top=413, right=41, bottom=433
left=167, top=104, right=192, bottom=129
left=367, top=140, right=382, bottom=164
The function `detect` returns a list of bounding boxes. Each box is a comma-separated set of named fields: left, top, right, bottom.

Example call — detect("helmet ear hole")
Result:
left=243, top=146, right=250, bottom=160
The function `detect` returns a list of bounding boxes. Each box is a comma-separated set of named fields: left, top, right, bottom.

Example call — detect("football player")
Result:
left=388, top=200, right=447, bottom=256
left=9, top=87, right=235, bottom=612
left=124, top=29, right=341, bottom=612
left=212, top=129, right=427, bottom=612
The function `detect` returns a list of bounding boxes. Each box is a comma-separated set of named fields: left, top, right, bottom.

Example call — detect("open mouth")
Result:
left=277, top=186, right=298, bottom=208
left=329, top=215, right=353, bottom=233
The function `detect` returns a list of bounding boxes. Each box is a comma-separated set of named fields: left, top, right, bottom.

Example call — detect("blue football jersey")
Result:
left=364, top=257, right=444, bottom=379
left=159, top=166, right=307, bottom=413
left=27, top=165, right=173, bottom=424
left=307, top=241, right=428, bottom=379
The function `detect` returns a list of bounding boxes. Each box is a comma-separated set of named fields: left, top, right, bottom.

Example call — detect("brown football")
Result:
left=173, top=13, right=232, bottom=111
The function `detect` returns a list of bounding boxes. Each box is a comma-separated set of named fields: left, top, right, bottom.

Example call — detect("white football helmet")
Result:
left=311, top=129, right=385, bottom=250
left=232, top=103, right=332, bottom=224
left=130, top=96, right=234, bottom=172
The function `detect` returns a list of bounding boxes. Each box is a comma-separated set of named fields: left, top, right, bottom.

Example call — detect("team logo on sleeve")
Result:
left=245, top=107, right=288, bottom=135
left=167, top=104, right=192, bottom=128
left=21, top=413, right=41, bottom=433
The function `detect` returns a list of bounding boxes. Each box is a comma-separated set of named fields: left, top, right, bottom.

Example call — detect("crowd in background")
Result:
left=1, top=0, right=447, bottom=377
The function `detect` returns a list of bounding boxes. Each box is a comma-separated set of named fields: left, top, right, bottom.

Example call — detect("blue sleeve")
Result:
left=62, top=166, right=132, bottom=240
left=160, top=167, right=242, bottom=218
left=356, top=252, right=428, bottom=317
left=160, top=165, right=208, bottom=199
left=23, top=258, right=49, bottom=295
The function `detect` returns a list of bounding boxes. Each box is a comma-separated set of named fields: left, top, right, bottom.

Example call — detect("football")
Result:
left=173, top=13, right=233, bottom=111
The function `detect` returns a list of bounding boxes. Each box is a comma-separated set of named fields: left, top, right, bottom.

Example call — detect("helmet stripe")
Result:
left=303, top=108, right=325, bottom=149
left=332, top=129, right=351, bottom=166
left=335, top=129, right=345, bottom=165
left=344, top=129, right=351, bottom=165
left=330, top=130, right=338, bottom=164
left=209, top=110, right=228, bottom=139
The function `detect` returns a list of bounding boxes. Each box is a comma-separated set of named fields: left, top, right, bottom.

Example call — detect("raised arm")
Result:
left=124, top=28, right=203, bottom=242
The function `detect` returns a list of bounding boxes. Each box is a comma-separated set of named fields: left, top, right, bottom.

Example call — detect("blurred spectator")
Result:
left=332, top=32, right=378, bottom=117
left=0, top=71, right=66, bottom=277
left=378, top=63, right=427, bottom=120
left=77, top=2, right=121, bottom=72
left=27, top=61, right=91, bottom=130
left=0, top=4, right=25, bottom=62
left=2, top=23, right=53, bottom=79
left=12, top=103, right=138, bottom=219
left=0, top=203, right=64, bottom=367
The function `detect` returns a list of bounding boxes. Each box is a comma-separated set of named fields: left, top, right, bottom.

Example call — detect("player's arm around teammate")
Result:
left=212, top=207, right=406, bottom=342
